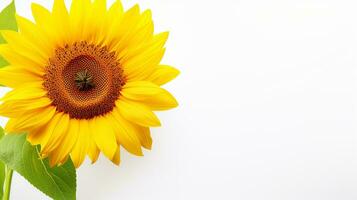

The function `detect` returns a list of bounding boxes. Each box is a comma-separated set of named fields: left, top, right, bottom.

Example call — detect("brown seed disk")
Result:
left=43, top=41, right=125, bottom=119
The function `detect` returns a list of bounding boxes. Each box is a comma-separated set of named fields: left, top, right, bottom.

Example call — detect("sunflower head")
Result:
left=0, top=0, right=179, bottom=168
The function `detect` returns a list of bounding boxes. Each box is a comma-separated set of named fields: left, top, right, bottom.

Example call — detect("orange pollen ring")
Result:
left=43, top=41, right=125, bottom=119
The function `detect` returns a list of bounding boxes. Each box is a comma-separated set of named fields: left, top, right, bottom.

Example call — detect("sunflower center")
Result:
left=43, top=41, right=125, bottom=119
left=75, top=69, right=95, bottom=91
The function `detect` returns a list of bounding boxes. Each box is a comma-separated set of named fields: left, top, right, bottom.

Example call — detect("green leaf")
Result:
left=0, top=0, right=18, bottom=68
left=0, top=127, right=5, bottom=199
left=0, top=134, right=76, bottom=200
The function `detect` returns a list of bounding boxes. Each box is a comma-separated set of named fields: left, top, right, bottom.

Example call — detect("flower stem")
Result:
left=3, top=166, right=13, bottom=200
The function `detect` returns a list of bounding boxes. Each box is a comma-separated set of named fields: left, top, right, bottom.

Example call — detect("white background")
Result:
left=0, top=0, right=357, bottom=199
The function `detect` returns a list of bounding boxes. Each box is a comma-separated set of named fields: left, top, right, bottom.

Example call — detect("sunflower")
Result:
left=0, top=0, right=179, bottom=168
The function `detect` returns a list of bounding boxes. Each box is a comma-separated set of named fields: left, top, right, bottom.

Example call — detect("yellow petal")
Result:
left=132, top=124, right=152, bottom=149
left=71, top=120, right=90, bottom=168
left=110, top=109, right=143, bottom=156
left=52, top=0, right=69, bottom=19
left=107, top=2, right=123, bottom=18
left=121, top=32, right=169, bottom=80
left=120, top=81, right=178, bottom=110
left=15, top=15, right=53, bottom=55
left=0, top=97, right=51, bottom=118
left=69, top=0, right=92, bottom=40
left=0, top=44, right=45, bottom=70
left=1, top=82, right=46, bottom=101
left=120, top=32, right=168, bottom=66
left=49, top=118, right=79, bottom=166
left=51, top=0, right=70, bottom=44
left=91, top=116, right=118, bottom=160
left=116, top=98, right=161, bottom=127
left=112, top=146, right=120, bottom=165
left=118, top=32, right=169, bottom=74
left=107, top=0, right=123, bottom=20
left=132, top=10, right=154, bottom=43
left=80, top=119, right=100, bottom=163
left=139, top=89, right=178, bottom=110
left=90, top=0, right=107, bottom=43
left=109, top=5, right=141, bottom=51
left=146, top=65, right=180, bottom=85
left=117, top=9, right=153, bottom=57
left=1, top=30, right=48, bottom=63
left=31, top=3, right=52, bottom=29
left=48, top=152, right=61, bottom=167
left=87, top=138, right=100, bottom=163
left=104, top=0, right=124, bottom=47
left=4, top=119, right=20, bottom=134
left=124, top=48, right=165, bottom=81
left=41, top=113, right=70, bottom=154
left=80, top=0, right=98, bottom=42
left=0, top=66, right=43, bottom=88
left=121, top=81, right=164, bottom=99
left=5, top=106, right=56, bottom=133
left=27, top=112, right=61, bottom=148
left=31, top=3, right=56, bottom=46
